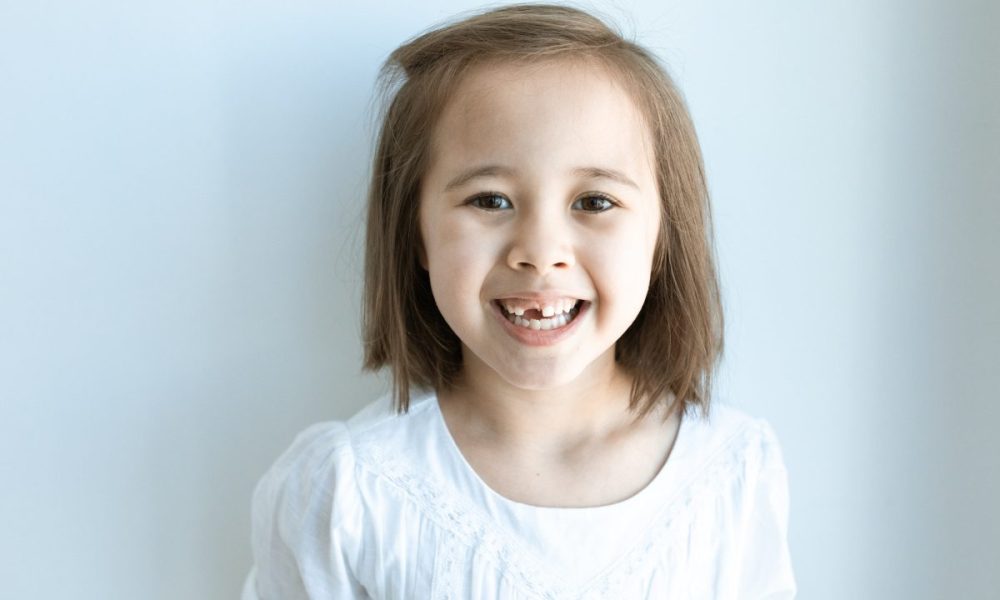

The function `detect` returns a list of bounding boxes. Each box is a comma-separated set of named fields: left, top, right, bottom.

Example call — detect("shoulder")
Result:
left=250, top=389, right=440, bottom=514
left=342, top=388, right=443, bottom=464
left=687, top=404, right=797, bottom=595
left=675, top=401, right=790, bottom=491
left=248, top=418, right=357, bottom=538
left=248, top=394, right=438, bottom=598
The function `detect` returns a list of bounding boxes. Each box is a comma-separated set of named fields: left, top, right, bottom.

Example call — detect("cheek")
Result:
left=422, top=208, right=488, bottom=260
left=587, top=220, right=658, bottom=307
left=425, top=219, right=490, bottom=278
left=604, top=214, right=658, bottom=265
left=421, top=214, right=499, bottom=314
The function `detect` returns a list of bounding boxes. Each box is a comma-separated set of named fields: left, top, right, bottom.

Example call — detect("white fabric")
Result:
left=242, top=390, right=797, bottom=599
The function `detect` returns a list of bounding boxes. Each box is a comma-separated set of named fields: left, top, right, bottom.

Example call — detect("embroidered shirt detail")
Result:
left=352, top=419, right=768, bottom=599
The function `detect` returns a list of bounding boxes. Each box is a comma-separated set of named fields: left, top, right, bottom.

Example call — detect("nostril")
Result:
left=517, top=263, right=568, bottom=273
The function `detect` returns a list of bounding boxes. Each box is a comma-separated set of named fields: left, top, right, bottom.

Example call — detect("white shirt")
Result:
left=242, top=390, right=797, bottom=599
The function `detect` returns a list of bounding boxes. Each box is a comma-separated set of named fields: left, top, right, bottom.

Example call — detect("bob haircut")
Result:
left=363, top=3, right=723, bottom=421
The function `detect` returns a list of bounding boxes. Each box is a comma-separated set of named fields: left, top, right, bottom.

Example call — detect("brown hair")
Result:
left=363, top=3, right=723, bottom=421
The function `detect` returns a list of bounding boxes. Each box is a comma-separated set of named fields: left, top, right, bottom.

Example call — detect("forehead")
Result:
left=426, top=59, right=656, bottom=183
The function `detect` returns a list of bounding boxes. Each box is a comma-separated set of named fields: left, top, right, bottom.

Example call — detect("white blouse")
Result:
left=242, top=390, right=797, bottom=599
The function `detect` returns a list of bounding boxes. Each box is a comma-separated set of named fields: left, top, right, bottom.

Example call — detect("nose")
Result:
left=505, top=211, right=575, bottom=275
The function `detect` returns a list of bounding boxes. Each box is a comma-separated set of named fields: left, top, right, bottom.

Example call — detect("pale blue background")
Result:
left=1, top=1, right=998, bottom=598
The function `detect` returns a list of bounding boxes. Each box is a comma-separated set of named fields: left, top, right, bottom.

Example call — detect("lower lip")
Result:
left=490, top=300, right=589, bottom=347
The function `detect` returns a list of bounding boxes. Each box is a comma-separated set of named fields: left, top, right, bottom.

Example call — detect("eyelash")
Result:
left=466, top=192, right=618, bottom=213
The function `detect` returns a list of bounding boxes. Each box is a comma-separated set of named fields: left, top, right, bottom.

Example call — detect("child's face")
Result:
left=419, top=59, right=661, bottom=392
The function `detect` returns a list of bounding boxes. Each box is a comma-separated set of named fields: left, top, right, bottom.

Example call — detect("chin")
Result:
left=494, top=360, right=587, bottom=391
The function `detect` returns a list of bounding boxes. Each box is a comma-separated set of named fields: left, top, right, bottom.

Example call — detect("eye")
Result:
left=572, top=193, right=616, bottom=213
left=467, top=192, right=512, bottom=211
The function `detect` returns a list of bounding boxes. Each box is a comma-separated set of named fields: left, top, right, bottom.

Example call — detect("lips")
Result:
left=489, top=297, right=590, bottom=348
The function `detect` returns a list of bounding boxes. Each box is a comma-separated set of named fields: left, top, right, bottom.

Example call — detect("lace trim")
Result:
left=354, top=420, right=768, bottom=598
left=357, top=440, right=565, bottom=598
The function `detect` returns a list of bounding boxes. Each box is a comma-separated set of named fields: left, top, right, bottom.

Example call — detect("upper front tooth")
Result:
left=542, top=305, right=555, bottom=318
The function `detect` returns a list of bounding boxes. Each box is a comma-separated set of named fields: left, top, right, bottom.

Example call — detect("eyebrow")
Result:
left=442, top=165, right=640, bottom=192
left=444, top=165, right=514, bottom=192
left=573, top=166, right=640, bottom=191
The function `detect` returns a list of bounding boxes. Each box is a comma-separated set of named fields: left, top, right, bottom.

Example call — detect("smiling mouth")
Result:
left=493, top=299, right=584, bottom=331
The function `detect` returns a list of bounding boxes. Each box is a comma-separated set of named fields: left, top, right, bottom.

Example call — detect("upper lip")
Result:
left=492, top=291, right=587, bottom=303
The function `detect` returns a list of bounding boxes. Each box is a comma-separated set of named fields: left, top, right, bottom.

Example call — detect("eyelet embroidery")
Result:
left=353, top=420, right=770, bottom=599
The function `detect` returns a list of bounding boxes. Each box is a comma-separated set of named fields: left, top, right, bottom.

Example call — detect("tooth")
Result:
left=530, top=319, right=541, bottom=330
left=542, top=305, right=555, bottom=318
left=557, top=314, right=567, bottom=327
left=514, top=307, right=524, bottom=316
left=503, top=303, right=514, bottom=314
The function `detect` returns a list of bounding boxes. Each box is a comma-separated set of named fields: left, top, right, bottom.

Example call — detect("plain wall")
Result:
left=1, top=0, right=997, bottom=598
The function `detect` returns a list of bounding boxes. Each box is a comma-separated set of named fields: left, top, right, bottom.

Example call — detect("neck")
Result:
left=439, top=348, right=645, bottom=459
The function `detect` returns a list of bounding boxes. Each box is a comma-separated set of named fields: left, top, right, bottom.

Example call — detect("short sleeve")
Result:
left=241, top=421, right=370, bottom=600
left=736, top=420, right=798, bottom=600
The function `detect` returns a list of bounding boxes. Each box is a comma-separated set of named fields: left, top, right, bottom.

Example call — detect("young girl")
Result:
left=243, top=4, right=796, bottom=599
